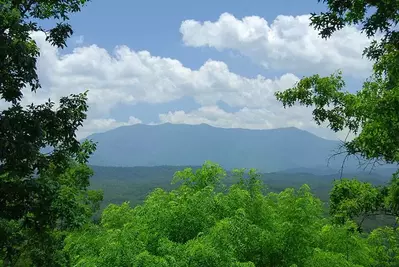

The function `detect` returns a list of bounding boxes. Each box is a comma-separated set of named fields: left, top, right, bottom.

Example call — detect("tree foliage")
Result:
left=0, top=160, right=103, bottom=266
left=275, top=0, right=399, bottom=233
left=62, top=1, right=399, bottom=266
left=2, top=0, right=399, bottom=266
left=272, top=1, right=399, bottom=264
left=1, top=0, right=90, bottom=103
left=275, top=0, right=399, bottom=165
left=1, top=0, right=93, bottom=177
left=64, top=162, right=398, bottom=266
left=0, top=0, right=103, bottom=265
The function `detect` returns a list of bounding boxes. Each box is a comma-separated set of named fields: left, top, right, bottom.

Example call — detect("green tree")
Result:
left=66, top=162, right=396, bottom=266
left=67, top=162, right=365, bottom=267
left=274, top=0, right=399, bottom=226
left=328, top=178, right=390, bottom=230
left=0, top=0, right=102, bottom=265
left=275, top=0, right=399, bottom=168
left=367, top=226, right=399, bottom=266
left=0, top=0, right=92, bottom=176
left=0, top=159, right=103, bottom=266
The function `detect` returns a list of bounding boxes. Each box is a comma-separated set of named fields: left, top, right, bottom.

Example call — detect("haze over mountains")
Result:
left=85, top=123, right=386, bottom=173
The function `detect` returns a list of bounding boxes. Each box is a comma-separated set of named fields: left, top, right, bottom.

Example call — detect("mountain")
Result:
left=84, top=123, right=378, bottom=173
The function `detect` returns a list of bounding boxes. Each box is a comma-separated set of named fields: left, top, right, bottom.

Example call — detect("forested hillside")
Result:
left=89, top=165, right=392, bottom=208
left=1, top=0, right=399, bottom=266
left=68, top=162, right=398, bottom=266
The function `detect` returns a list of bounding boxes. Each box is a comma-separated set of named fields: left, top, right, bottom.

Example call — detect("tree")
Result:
left=1, top=0, right=92, bottom=176
left=367, top=226, right=399, bottom=266
left=64, top=162, right=329, bottom=266
left=274, top=0, right=399, bottom=226
left=65, top=162, right=393, bottom=266
left=0, top=0, right=102, bottom=265
left=275, top=0, right=399, bottom=167
left=0, top=159, right=103, bottom=266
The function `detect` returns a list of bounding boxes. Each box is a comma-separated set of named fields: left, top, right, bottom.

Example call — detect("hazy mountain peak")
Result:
left=85, top=123, right=359, bottom=172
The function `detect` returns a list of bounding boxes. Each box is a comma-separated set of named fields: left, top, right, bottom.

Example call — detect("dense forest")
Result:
left=1, top=0, right=399, bottom=266
left=89, top=164, right=396, bottom=231
left=89, top=165, right=395, bottom=205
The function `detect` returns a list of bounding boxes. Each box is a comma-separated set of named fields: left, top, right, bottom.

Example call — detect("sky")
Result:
left=16, top=0, right=376, bottom=139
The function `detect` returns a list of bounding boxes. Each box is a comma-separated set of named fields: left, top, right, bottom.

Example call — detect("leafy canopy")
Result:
left=65, top=162, right=397, bottom=266
left=275, top=0, right=399, bottom=165
left=1, top=0, right=93, bottom=177
left=275, top=0, right=399, bottom=230
left=0, top=0, right=102, bottom=265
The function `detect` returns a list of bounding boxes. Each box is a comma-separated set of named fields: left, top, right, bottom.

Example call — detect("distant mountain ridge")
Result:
left=84, top=123, right=391, bottom=173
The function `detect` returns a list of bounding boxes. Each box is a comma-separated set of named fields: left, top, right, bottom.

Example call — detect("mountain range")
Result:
left=84, top=123, right=392, bottom=173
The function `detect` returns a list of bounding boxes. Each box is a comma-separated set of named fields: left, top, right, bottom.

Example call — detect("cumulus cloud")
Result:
left=6, top=21, right=362, bottom=139
left=14, top=31, right=322, bottom=138
left=31, top=31, right=300, bottom=110
left=78, top=116, right=142, bottom=139
left=159, top=105, right=311, bottom=130
left=180, top=13, right=375, bottom=77
left=159, top=106, right=352, bottom=140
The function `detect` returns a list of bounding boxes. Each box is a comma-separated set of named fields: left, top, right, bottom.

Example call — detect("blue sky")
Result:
left=67, top=0, right=326, bottom=65
left=24, top=0, right=372, bottom=139
left=64, top=0, right=326, bottom=124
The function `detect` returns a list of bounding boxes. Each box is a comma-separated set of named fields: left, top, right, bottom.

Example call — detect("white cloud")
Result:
left=159, top=106, right=309, bottom=130
left=159, top=106, right=351, bottom=140
left=79, top=116, right=142, bottom=139
left=5, top=21, right=362, bottom=139
left=180, top=13, right=375, bottom=77
left=16, top=31, right=316, bottom=138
